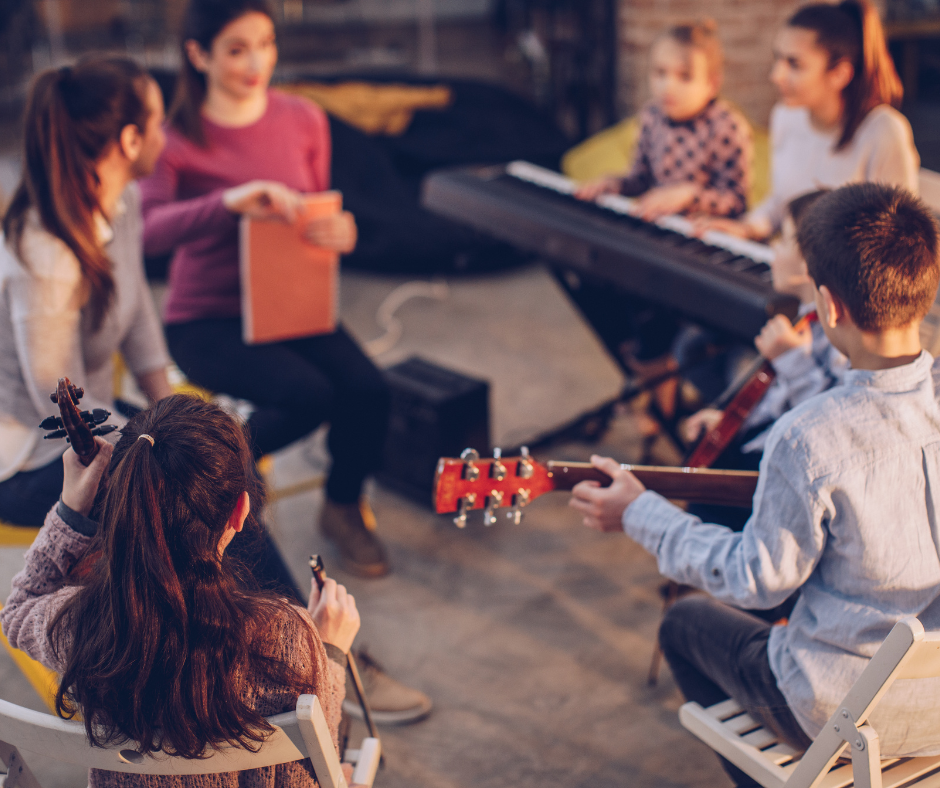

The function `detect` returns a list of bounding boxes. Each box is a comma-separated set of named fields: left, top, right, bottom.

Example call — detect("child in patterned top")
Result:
left=576, top=20, right=752, bottom=220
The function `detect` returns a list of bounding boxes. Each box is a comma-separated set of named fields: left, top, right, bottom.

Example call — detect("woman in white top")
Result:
left=703, top=0, right=919, bottom=240
left=0, top=58, right=172, bottom=525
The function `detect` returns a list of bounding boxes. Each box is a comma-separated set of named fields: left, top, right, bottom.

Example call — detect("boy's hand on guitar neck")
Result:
left=569, top=455, right=647, bottom=533
left=682, top=408, right=723, bottom=444
left=755, top=313, right=812, bottom=360
left=61, top=439, right=113, bottom=516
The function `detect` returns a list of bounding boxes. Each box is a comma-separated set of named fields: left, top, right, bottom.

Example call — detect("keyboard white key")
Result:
left=506, top=160, right=775, bottom=266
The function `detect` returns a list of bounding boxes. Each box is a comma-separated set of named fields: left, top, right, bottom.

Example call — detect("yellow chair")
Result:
left=561, top=112, right=771, bottom=211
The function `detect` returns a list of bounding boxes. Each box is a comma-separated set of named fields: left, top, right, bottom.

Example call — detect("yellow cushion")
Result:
left=561, top=113, right=771, bottom=210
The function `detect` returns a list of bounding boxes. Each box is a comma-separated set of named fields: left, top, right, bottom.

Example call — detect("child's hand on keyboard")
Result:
left=637, top=183, right=698, bottom=220
left=575, top=175, right=623, bottom=201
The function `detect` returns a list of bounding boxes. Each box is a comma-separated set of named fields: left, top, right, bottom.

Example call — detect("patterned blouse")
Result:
left=619, top=98, right=752, bottom=218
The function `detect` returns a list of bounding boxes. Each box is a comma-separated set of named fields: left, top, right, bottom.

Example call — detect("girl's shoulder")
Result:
left=856, top=104, right=914, bottom=143
left=709, top=98, right=752, bottom=134
left=2, top=211, right=81, bottom=284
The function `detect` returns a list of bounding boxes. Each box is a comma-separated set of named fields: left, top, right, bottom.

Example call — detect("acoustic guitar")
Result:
left=434, top=448, right=758, bottom=528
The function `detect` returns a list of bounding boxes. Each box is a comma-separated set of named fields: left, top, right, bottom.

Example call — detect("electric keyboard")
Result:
left=421, top=161, right=799, bottom=340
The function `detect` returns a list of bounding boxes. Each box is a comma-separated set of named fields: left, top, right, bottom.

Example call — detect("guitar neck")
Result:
left=546, top=461, right=758, bottom=508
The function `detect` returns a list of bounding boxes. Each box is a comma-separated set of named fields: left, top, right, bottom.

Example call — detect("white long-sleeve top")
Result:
left=0, top=183, right=170, bottom=480
left=748, top=103, right=920, bottom=235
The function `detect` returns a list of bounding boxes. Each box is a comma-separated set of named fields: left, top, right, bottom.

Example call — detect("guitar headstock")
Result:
left=433, top=447, right=555, bottom=527
left=39, top=377, right=117, bottom=466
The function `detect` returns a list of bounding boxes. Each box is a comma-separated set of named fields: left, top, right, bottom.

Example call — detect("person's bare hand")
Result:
left=61, top=439, right=113, bottom=516
left=681, top=408, right=723, bottom=444
left=303, top=211, right=358, bottom=254
left=636, top=183, right=698, bottom=221
left=574, top=175, right=622, bottom=201
left=755, top=314, right=810, bottom=360
left=308, top=576, right=360, bottom=654
left=569, top=455, right=646, bottom=532
left=689, top=216, right=753, bottom=238
left=222, top=180, right=302, bottom=223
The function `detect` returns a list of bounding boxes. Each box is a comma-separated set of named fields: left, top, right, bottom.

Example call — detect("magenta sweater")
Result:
left=140, top=91, right=331, bottom=324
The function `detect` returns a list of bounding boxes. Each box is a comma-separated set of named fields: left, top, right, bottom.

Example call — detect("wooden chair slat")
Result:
left=742, top=727, right=781, bottom=750
left=680, top=619, right=940, bottom=788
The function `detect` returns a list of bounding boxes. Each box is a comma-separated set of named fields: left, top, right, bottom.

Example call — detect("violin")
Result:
left=434, top=448, right=758, bottom=527
left=38, top=377, right=117, bottom=465
left=685, top=311, right=817, bottom=469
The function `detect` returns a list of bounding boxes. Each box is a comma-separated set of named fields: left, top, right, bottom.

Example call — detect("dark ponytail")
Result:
left=49, top=395, right=321, bottom=759
left=788, top=0, right=902, bottom=150
left=169, top=0, right=274, bottom=146
left=2, top=58, right=151, bottom=330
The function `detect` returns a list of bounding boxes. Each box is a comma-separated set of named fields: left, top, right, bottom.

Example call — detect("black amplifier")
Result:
left=379, top=357, right=490, bottom=504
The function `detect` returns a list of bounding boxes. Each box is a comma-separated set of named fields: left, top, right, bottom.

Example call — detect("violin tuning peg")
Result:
left=42, top=429, right=68, bottom=440
left=91, top=408, right=111, bottom=424
left=38, top=415, right=63, bottom=431
left=91, top=425, right=118, bottom=437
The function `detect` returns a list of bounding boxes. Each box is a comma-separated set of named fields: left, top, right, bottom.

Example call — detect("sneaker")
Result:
left=319, top=499, right=390, bottom=578
left=343, top=649, right=433, bottom=725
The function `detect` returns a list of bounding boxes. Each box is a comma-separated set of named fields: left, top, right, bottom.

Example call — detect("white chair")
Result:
left=680, top=617, right=940, bottom=788
left=0, top=693, right=379, bottom=788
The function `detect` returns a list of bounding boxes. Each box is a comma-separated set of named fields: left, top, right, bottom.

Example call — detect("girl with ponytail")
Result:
left=0, top=57, right=173, bottom=526
left=1, top=394, right=361, bottom=786
left=700, top=0, right=919, bottom=241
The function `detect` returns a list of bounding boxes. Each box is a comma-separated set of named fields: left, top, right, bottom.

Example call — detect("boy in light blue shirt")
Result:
left=570, top=183, right=940, bottom=783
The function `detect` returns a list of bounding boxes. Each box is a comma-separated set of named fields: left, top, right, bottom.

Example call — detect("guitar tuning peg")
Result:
left=505, top=489, right=531, bottom=525
left=460, top=447, right=481, bottom=481
left=483, top=490, right=504, bottom=526
left=517, top=446, right=534, bottom=479
left=490, top=447, right=507, bottom=480
left=453, top=493, right=477, bottom=529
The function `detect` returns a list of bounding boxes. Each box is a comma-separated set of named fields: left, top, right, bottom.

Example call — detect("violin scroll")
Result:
left=39, top=377, right=117, bottom=466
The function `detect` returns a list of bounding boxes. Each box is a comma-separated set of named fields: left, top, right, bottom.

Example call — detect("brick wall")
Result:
left=616, top=0, right=886, bottom=129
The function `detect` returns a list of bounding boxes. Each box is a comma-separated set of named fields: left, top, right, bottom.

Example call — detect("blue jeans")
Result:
left=660, top=595, right=812, bottom=787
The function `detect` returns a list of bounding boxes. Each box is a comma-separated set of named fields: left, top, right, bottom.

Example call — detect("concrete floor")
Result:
left=0, top=266, right=729, bottom=787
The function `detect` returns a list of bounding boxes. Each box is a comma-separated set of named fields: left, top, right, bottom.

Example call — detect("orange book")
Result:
left=240, top=191, right=342, bottom=344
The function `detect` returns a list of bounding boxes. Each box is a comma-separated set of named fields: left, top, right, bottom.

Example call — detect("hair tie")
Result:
left=138, top=434, right=155, bottom=447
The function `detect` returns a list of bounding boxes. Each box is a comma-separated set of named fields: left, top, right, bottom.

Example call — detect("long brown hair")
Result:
left=2, top=58, right=152, bottom=330
left=788, top=0, right=902, bottom=150
left=169, top=0, right=274, bottom=146
left=49, top=395, right=321, bottom=759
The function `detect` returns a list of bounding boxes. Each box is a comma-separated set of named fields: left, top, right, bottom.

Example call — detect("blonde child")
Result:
left=576, top=20, right=752, bottom=221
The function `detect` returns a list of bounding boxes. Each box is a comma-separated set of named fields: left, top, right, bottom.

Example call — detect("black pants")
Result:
left=660, top=595, right=812, bottom=786
left=0, top=460, right=64, bottom=527
left=166, top=319, right=390, bottom=505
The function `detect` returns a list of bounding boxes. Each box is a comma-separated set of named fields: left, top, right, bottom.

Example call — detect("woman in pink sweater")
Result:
left=0, top=395, right=359, bottom=787
left=141, top=0, right=389, bottom=578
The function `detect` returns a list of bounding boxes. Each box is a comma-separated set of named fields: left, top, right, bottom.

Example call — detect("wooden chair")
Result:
left=680, top=617, right=940, bottom=788
left=0, top=694, right=379, bottom=788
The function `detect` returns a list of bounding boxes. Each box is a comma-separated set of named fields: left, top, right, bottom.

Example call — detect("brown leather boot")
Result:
left=319, top=499, right=390, bottom=578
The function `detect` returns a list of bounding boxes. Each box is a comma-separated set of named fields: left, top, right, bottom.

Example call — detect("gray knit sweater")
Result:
left=0, top=506, right=346, bottom=786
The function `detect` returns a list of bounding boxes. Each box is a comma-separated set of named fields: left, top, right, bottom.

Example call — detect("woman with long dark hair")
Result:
left=0, top=57, right=173, bottom=527
left=702, top=0, right=918, bottom=240
left=1, top=395, right=360, bottom=785
left=140, top=0, right=391, bottom=579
